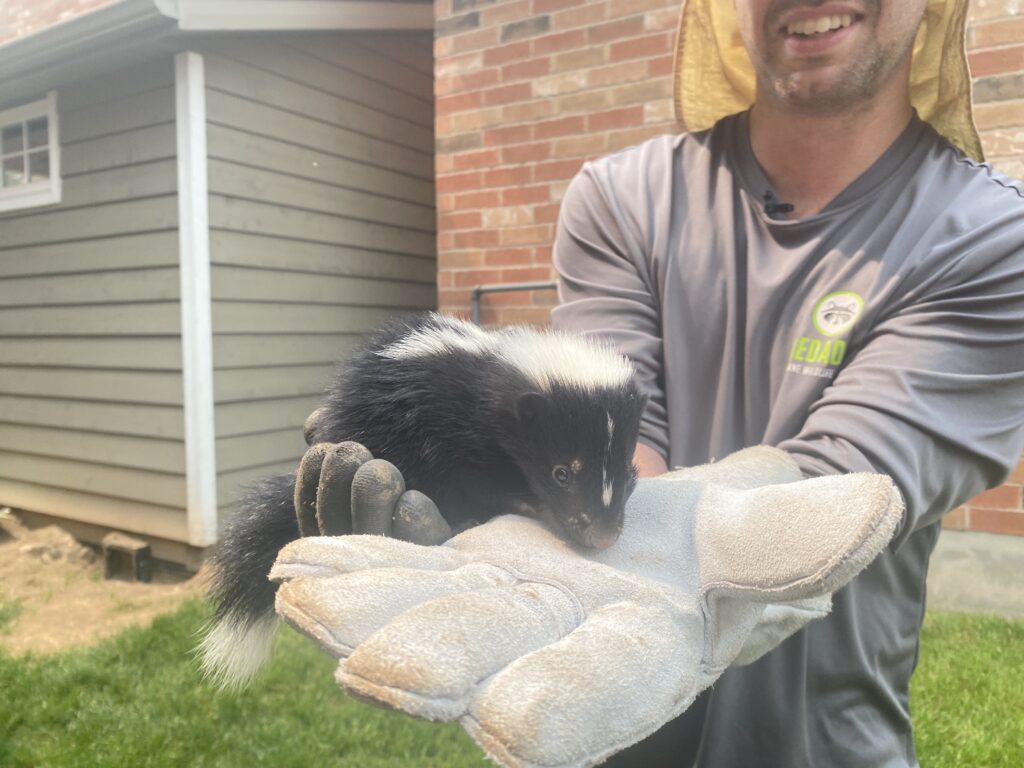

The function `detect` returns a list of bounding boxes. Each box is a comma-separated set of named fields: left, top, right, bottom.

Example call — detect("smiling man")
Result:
left=552, top=1, right=1024, bottom=766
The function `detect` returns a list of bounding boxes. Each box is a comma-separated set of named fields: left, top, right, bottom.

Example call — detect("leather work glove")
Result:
left=294, top=409, right=452, bottom=545
left=270, top=447, right=903, bottom=768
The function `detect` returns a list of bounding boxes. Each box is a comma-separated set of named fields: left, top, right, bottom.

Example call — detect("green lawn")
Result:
left=0, top=601, right=1020, bottom=767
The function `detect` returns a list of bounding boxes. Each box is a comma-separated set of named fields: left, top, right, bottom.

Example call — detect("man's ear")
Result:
left=516, top=392, right=550, bottom=425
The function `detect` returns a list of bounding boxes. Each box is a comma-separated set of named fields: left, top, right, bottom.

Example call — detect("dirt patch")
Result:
left=0, top=511, right=204, bottom=656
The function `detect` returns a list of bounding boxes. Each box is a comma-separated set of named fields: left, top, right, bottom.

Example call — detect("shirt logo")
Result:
left=788, top=290, right=864, bottom=379
left=812, top=291, right=864, bottom=337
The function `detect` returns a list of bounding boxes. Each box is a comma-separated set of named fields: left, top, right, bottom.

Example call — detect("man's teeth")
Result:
left=786, top=14, right=853, bottom=36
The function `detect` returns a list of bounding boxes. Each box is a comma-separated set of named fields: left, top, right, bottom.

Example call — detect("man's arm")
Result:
left=635, top=442, right=669, bottom=477
left=551, top=163, right=671, bottom=461
left=779, top=233, right=1024, bottom=548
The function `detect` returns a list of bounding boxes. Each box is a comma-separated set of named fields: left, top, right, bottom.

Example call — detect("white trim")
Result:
left=175, top=51, right=219, bottom=547
left=158, top=0, right=434, bottom=30
left=0, top=90, right=61, bottom=213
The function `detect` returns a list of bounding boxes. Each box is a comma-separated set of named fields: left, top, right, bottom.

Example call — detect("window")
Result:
left=0, top=91, right=61, bottom=213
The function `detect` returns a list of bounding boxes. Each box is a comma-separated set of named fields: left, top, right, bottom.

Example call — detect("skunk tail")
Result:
left=198, top=473, right=299, bottom=689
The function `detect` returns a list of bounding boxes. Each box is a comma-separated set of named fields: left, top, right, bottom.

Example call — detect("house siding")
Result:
left=198, top=33, right=437, bottom=522
left=0, top=57, right=189, bottom=541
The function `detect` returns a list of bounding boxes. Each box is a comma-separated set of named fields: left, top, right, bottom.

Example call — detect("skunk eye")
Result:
left=552, top=465, right=571, bottom=486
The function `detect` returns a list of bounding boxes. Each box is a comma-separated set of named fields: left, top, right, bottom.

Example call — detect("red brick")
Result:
left=436, top=90, right=483, bottom=115
left=968, top=483, right=1022, bottom=510
left=536, top=115, right=587, bottom=139
left=609, top=0, right=671, bottom=16
left=454, top=229, right=502, bottom=249
left=610, top=31, right=672, bottom=60
left=968, top=45, right=1024, bottom=77
left=452, top=148, right=501, bottom=171
left=969, top=508, right=1024, bottom=537
left=501, top=266, right=555, bottom=282
left=483, top=165, right=535, bottom=187
left=588, top=59, right=648, bottom=87
left=503, top=99, right=557, bottom=122
left=439, top=288, right=474, bottom=306
left=436, top=68, right=501, bottom=96
left=481, top=0, right=532, bottom=26
left=492, top=306, right=553, bottom=325
left=483, top=82, right=534, bottom=106
left=970, top=17, right=1024, bottom=50
left=1010, top=460, right=1024, bottom=484
left=552, top=2, right=608, bottom=30
left=453, top=268, right=503, bottom=287
left=647, top=54, right=674, bottom=77
left=483, top=205, right=534, bottom=227
left=484, top=247, right=534, bottom=266
left=502, top=141, right=552, bottom=163
left=503, top=57, right=552, bottom=81
left=484, top=124, right=534, bottom=146
left=534, top=0, right=587, bottom=13
left=942, top=506, right=970, bottom=531
left=534, top=245, right=554, bottom=264
left=450, top=26, right=501, bottom=54
left=438, top=251, right=485, bottom=269
left=502, top=184, right=552, bottom=205
left=553, top=132, right=609, bottom=158
left=552, top=46, right=608, bottom=71
left=588, top=105, right=645, bottom=131
left=483, top=40, right=532, bottom=67
left=500, top=224, right=555, bottom=245
left=454, top=189, right=502, bottom=209
left=436, top=171, right=484, bottom=194
left=438, top=210, right=483, bottom=230
left=534, top=157, right=586, bottom=181
left=534, top=29, right=587, bottom=56
left=587, top=15, right=645, bottom=44
left=534, top=202, right=563, bottom=223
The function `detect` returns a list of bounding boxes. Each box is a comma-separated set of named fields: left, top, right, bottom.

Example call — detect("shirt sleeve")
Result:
left=550, top=164, right=669, bottom=460
left=779, top=226, right=1024, bottom=549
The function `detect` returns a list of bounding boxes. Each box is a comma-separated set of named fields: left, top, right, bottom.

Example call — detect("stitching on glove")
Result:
left=492, top=564, right=587, bottom=629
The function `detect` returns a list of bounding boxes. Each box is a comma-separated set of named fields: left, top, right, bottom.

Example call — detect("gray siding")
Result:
left=0, top=58, right=188, bottom=541
left=201, top=33, right=436, bottom=520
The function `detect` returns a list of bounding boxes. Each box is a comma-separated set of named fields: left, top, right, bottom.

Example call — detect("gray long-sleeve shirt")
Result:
left=551, top=111, right=1024, bottom=768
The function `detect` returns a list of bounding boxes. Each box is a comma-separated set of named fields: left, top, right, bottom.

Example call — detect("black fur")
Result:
left=203, top=313, right=645, bottom=684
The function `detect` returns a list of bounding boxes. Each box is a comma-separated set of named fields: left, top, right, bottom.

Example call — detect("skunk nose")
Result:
left=580, top=521, right=621, bottom=550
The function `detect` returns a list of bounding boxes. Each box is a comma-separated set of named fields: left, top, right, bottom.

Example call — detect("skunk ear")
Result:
left=515, top=392, right=549, bottom=425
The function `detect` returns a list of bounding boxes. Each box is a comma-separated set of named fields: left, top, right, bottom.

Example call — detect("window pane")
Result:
left=27, top=117, right=48, bottom=149
left=2, top=123, right=23, bottom=154
left=3, top=155, right=25, bottom=186
left=28, top=149, right=49, bottom=182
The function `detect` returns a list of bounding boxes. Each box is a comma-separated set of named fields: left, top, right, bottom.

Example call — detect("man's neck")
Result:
left=748, top=79, right=914, bottom=220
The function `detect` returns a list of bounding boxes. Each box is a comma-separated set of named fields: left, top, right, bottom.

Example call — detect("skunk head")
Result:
left=505, top=380, right=646, bottom=549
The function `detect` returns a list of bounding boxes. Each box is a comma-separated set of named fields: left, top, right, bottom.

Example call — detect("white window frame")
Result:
left=0, top=91, right=61, bottom=213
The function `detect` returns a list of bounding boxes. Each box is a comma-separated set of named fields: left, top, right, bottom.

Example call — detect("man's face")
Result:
left=735, top=0, right=927, bottom=113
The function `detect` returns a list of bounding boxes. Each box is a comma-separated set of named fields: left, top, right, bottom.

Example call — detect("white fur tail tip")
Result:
left=197, top=614, right=277, bottom=691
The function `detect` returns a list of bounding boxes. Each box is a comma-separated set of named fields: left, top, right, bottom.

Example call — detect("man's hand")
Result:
left=271, top=447, right=904, bottom=768
left=294, top=409, right=451, bottom=545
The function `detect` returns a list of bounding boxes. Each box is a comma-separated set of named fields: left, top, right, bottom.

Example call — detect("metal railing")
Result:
left=470, top=280, right=558, bottom=324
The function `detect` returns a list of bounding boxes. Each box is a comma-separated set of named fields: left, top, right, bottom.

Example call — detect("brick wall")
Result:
left=433, top=0, right=1024, bottom=536
left=0, top=0, right=119, bottom=45
left=434, top=0, right=679, bottom=326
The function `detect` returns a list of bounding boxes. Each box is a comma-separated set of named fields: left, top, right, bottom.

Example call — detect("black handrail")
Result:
left=470, top=281, right=558, bottom=324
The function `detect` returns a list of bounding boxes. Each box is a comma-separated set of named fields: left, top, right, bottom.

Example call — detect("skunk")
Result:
left=200, top=312, right=646, bottom=688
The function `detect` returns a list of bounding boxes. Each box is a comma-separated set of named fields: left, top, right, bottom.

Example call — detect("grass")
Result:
left=0, top=597, right=23, bottom=634
left=0, top=602, right=1020, bottom=767
left=911, top=611, right=1024, bottom=767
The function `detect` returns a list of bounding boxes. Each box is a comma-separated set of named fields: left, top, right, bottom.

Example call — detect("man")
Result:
left=551, top=0, right=1024, bottom=765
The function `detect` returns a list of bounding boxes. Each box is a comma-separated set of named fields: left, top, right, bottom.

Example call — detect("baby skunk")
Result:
left=200, top=312, right=646, bottom=688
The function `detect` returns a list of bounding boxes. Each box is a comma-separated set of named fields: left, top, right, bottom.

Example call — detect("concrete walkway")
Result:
left=926, top=530, right=1024, bottom=618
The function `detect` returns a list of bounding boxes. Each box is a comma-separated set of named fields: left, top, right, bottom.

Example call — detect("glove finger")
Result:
left=294, top=443, right=331, bottom=537
left=697, top=472, right=903, bottom=602
left=392, top=490, right=452, bottom=545
left=270, top=534, right=469, bottom=582
left=303, top=407, right=327, bottom=446
left=337, top=581, right=582, bottom=720
left=316, top=442, right=374, bottom=536
left=465, top=603, right=699, bottom=768
left=276, top=561, right=516, bottom=659
left=351, top=459, right=405, bottom=536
